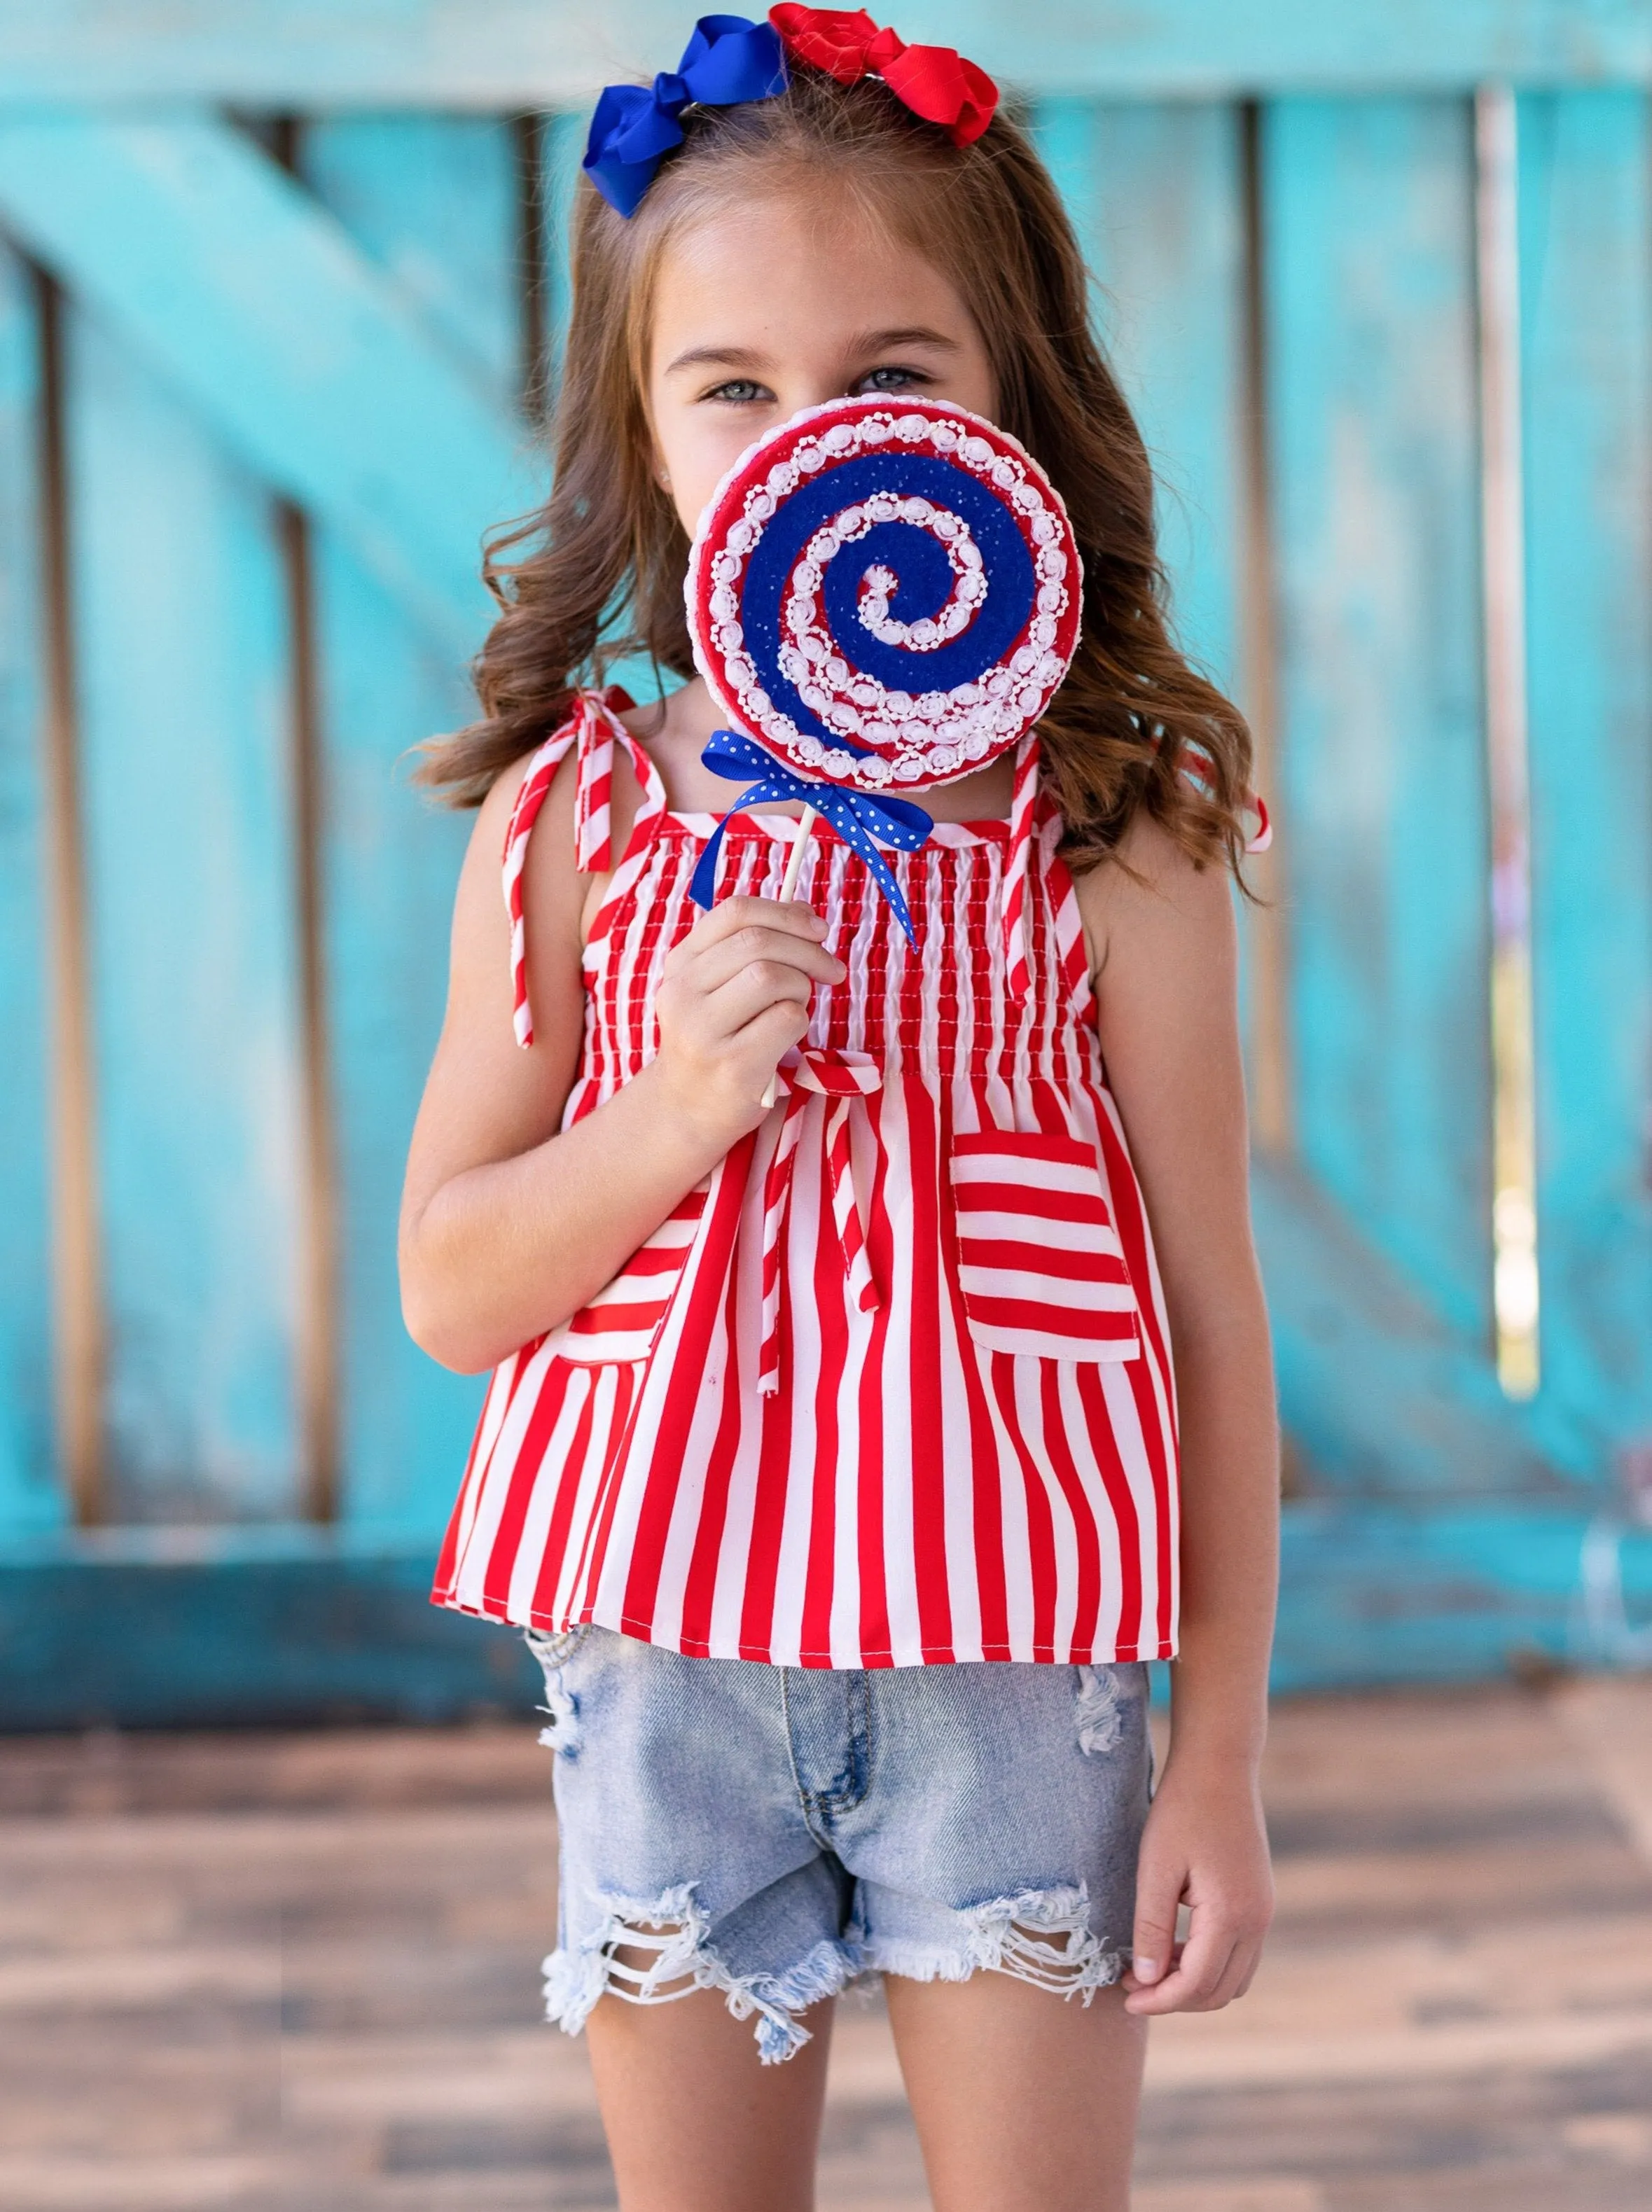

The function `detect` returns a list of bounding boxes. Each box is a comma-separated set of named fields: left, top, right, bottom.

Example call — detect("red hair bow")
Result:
left=769, top=6, right=999, bottom=146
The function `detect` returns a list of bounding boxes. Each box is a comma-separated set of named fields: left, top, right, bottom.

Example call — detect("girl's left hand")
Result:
left=1121, top=1755, right=1275, bottom=2015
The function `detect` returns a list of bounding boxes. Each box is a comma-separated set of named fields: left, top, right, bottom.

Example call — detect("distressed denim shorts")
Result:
left=527, top=1625, right=1153, bottom=2064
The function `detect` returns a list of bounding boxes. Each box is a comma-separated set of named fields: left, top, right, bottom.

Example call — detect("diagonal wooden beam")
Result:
left=1252, top=1156, right=1602, bottom=1496
left=0, top=113, right=532, bottom=652
left=0, top=1, right=1649, bottom=104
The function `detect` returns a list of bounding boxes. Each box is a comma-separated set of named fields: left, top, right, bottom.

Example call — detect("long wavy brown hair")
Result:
left=419, top=67, right=1253, bottom=879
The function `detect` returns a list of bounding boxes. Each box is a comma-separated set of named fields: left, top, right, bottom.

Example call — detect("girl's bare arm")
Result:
left=398, top=751, right=843, bottom=1374
left=1077, top=821, right=1279, bottom=2015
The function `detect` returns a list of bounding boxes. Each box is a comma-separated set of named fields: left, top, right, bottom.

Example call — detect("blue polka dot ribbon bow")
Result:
left=583, top=16, right=789, bottom=218
left=690, top=731, right=934, bottom=945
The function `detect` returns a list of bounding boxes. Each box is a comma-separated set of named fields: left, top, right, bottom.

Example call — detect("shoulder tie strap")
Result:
left=504, top=689, right=658, bottom=1048
left=1001, top=729, right=1041, bottom=1001
left=1001, top=738, right=1271, bottom=1007
left=1172, top=739, right=1272, bottom=853
left=567, top=685, right=673, bottom=872
left=1007, top=731, right=1092, bottom=1020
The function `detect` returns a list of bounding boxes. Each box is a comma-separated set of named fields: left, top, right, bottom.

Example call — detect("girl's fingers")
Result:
left=1125, top=1863, right=1185, bottom=1994
left=702, top=960, right=818, bottom=1038
left=678, top=895, right=829, bottom=957
left=1225, top=1943, right=1265, bottom=2004
left=683, top=925, right=847, bottom=996
left=727, top=998, right=813, bottom=1060
left=1208, top=1953, right=1256, bottom=2010
left=1193, top=1946, right=1256, bottom=2015
left=1124, top=1922, right=1238, bottom=2015
left=652, top=900, right=835, bottom=1110
left=1187, top=1929, right=1244, bottom=2006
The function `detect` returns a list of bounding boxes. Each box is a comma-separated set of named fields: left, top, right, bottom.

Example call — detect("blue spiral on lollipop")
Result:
left=691, top=417, right=1069, bottom=947
left=738, top=451, right=1039, bottom=749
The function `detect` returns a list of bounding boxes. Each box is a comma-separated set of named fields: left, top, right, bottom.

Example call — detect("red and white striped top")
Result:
left=433, top=690, right=1180, bottom=1667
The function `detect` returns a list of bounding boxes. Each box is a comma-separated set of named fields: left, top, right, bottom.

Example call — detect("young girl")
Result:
left=401, top=13, right=1277, bottom=2208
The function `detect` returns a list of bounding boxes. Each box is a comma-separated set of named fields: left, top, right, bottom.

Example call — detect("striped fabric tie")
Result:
left=504, top=697, right=616, bottom=1047
left=571, top=697, right=618, bottom=874
left=758, top=1046, right=882, bottom=1396
left=504, top=692, right=665, bottom=1047
left=1000, top=729, right=1041, bottom=1001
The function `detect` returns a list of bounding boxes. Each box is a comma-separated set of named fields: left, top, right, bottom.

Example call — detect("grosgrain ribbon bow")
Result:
left=689, top=731, right=933, bottom=944
left=583, top=15, right=789, bottom=217
left=769, top=6, right=998, bottom=145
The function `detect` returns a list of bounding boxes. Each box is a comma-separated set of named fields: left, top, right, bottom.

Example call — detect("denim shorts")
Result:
left=527, top=1625, right=1153, bottom=2063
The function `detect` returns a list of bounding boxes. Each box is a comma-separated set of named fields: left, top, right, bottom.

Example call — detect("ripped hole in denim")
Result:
left=525, top=1627, right=586, bottom=1758
left=543, top=1884, right=860, bottom=2064
left=1074, top=1664, right=1126, bottom=1757
left=866, top=1884, right=1123, bottom=2002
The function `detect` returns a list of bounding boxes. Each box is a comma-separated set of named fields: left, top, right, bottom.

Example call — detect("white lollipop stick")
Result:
left=761, top=805, right=817, bottom=1110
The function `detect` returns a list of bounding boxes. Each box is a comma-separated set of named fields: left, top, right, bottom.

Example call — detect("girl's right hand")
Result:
left=651, top=895, right=846, bottom=1141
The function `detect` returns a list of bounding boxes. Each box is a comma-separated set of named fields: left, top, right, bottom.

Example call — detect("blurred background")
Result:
left=0, top=4, right=1650, bottom=2206
left=2, top=0, right=1648, bottom=1727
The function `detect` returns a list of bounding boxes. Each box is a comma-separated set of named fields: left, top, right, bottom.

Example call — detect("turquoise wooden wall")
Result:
left=0, top=1, right=1648, bottom=1723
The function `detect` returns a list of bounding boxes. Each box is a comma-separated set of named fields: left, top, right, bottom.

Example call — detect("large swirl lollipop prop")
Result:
left=684, top=394, right=1082, bottom=1099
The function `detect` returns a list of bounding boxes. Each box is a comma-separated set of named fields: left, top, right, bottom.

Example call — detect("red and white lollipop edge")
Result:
left=685, top=395, right=1082, bottom=795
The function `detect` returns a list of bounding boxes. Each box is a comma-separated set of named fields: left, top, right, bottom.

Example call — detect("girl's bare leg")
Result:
left=885, top=1973, right=1146, bottom=2212
left=584, top=1988, right=836, bottom=2212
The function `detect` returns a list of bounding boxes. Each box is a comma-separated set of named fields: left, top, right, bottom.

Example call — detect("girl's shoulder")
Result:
left=1071, top=812, right=1235, bottom=989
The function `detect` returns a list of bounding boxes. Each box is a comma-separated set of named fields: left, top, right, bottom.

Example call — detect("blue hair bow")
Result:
left=690, top=731, right=934, bottom=945
left=583, top=15, right=789, bottom=218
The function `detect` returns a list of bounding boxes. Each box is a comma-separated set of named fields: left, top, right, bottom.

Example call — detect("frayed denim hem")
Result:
left=861, top=1883, right=1124, bottom=2003
left=704, top=1936, right=864, bottom=2062
left=543, top=1884, right=863, bottom=2064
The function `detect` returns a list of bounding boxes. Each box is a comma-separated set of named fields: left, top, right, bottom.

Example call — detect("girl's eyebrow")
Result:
left=665, top=344, right=770, bottom=375
left=851, top=326, right=960, bottom=354
left=664, top=327, right=962, bottom=378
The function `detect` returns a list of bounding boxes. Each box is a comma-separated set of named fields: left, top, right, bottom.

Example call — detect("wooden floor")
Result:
left=3, top=1676, right=1651, bottom=2211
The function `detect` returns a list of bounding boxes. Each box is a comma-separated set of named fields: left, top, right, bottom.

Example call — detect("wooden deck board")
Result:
left=1, top=1679, right=1650, bottom=2209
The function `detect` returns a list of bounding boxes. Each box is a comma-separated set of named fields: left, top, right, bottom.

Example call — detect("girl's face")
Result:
left=646, top=184, right=997, bottom=540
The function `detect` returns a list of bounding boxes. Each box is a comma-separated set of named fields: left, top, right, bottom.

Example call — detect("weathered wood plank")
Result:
left=1265, top=96, right=1493, bottom=1345
left=537, top=111, right=588, bottom=401
left=0, top=1531, right=536, bottom=1727
left=4, top=1484, right=1646, bottom=1721
left=303, top=116, right=522, bottom=419
left=1272, top=1500, right=1652, bottom=1692
left=1252, top=1157, right=1595, bottom=1494
left=1, top=1, right=1651, bottom=104
left=307, top=574, right=483, bottom=1536
left=302, top=117, right=508, bottom=1533
left=1519, top=88, right=1652, bottom=1449
left=0, top=113, right=527, bottom=653
left=67, top=308, right=306, bottom=1522
left=0, top=246, right=61, bottom=1535
left=1034, top=98, right=1244, bottom=692
left=1035, top=97, right=1290, bottom=1139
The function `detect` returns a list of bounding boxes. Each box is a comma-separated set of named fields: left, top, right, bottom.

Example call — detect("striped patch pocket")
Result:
left=948, top=1132, right=1140, bottom=1361
left=555, top=1185, right=708, bottom=1365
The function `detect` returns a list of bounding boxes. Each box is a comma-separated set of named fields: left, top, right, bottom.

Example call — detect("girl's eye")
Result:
left=856, top=364, right=926, bottom=394
left=705, top=379, right=769, bottom=404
